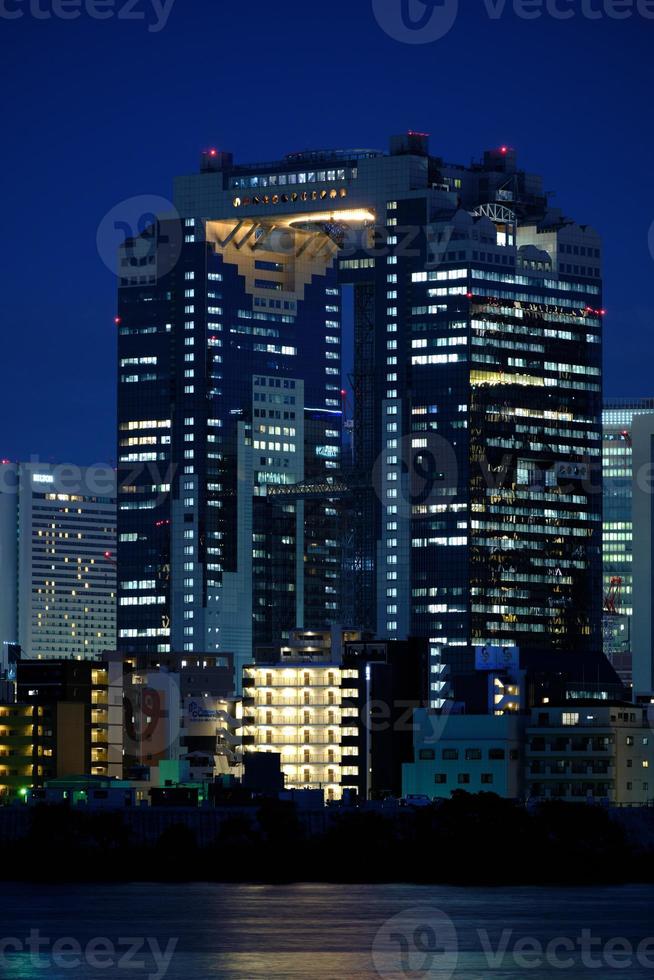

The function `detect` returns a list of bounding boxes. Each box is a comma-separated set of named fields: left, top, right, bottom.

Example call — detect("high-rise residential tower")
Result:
left=0, top=462, right=117, bottom=659
left=118, top=135, right=604, bottom=697
left=603, top=399, right=654, bottom=685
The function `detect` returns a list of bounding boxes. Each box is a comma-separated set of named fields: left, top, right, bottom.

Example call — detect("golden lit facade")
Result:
left=90, top=664, right=123, bottom=779
left=7, top=658, right=124, bottom=793
left=0, top=704, right=39, bottom=798
left=242, top=662, right=360, bottom=801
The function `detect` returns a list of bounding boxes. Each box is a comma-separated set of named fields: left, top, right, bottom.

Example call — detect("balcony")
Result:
left=250, top=696, right=341, bottom=708
left=282, top=777, right=342, bottom=787
left=244, top=678, right=341, bottom=689
left=248, top=735, right=340, bottom=747
left=528, top=764, right=615, bottom=779
left=529, top=784, right=614, bottom=802
left=526, top=740, right=613, bottom=756
left=0, top=734, right=34, bottom=745
left=280, top=754, right=341, bottom=765
left=250, top=713, right=341, bottom=725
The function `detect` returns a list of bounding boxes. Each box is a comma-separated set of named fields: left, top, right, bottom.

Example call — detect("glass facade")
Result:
left=117, top=215, right=343, bottom=683
left=118, top=136, right=605, bottom=700
left=603, top=399, right=654, bottom=682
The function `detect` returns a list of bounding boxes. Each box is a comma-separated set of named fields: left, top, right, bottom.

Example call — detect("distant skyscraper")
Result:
left=631, top=411, right=654, bottom=696
left=0, top=462, right=116, bottom=659
left=120, top=134, right=604, bottom=698
left=603, top=400, right=654, bottom=684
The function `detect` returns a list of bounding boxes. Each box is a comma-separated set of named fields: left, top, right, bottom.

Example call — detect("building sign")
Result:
left=475, top=645, right=520, bottom=671
left=186, top=699, right=228, bottom=723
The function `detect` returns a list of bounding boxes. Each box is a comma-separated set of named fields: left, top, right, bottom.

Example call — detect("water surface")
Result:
left=0, top=882, right=652, bottom=978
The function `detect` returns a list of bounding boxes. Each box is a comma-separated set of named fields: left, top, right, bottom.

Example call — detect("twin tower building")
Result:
left=117, top=133, right=605, bottom=698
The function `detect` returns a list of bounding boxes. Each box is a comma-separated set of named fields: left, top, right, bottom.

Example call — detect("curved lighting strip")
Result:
left=284, top=208, right=376, bottom=229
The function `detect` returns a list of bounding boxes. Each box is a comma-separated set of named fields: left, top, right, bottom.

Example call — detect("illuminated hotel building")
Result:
left=120, top=134, right=603, bottom=697
left=602, top=399, right=654, bottom=684
left=0, top=463, right=117, bottom=659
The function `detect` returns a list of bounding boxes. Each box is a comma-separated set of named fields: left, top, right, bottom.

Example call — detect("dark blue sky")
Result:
left=2, top=0, right=652, bottom=464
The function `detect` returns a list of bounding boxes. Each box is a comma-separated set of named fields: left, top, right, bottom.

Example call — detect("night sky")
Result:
left=2, top=0, right=652, bottom=465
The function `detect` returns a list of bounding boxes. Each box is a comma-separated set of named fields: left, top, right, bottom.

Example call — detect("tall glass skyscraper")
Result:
left=117, top=203, right=345, bottom=681
left=603, top=399, right=654, bottom=683
left=118, top=134, right=604, bottom=695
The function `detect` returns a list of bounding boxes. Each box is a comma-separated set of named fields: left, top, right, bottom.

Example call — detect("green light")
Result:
left=18, top=788, right=28, bottom=797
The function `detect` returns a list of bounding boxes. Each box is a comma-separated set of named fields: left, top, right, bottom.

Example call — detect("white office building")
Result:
left=0, top=462, right=117, bottom=659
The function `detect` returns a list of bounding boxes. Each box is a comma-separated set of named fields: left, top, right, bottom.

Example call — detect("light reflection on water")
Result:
left=0, top=882, right=652, bottom=978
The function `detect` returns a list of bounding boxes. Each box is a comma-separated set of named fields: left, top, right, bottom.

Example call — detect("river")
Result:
left=0, top=882, right=652, bottom=977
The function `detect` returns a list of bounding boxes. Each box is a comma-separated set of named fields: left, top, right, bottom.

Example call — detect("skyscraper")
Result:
left=0, top=462, right=117, bottom=659
left=603, top=399, right=654, bottom=684
left=116, top=193, right=345, bottom=682
left=119, top=135, right=604, bottom=697
left=631, top=410, right=654, bottom=697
